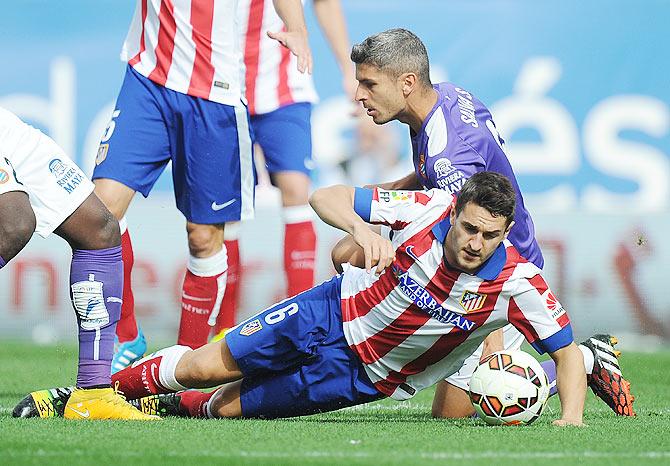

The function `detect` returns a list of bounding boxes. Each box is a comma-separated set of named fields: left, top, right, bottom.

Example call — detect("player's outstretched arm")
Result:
left=270, top=0, right=312, bottom=74
left=549, top=342, right=587, bottom=426
left=310, top=185, right=394, bottom=273
left=312, top=0, right=356, bottom=98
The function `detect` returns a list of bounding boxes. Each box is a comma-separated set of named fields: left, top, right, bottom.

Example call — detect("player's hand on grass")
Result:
left=552, top=418, right=586, bottom=427
left=267, top=29, right=312, bottom=74
left=352, top=223, right=395, bottom=274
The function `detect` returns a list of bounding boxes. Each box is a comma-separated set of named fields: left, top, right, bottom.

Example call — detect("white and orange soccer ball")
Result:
left=468, top=350, right=550, bottom=425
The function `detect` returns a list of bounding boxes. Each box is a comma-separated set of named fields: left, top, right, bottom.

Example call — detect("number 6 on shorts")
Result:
left=264, top=303, right=299, bottom=325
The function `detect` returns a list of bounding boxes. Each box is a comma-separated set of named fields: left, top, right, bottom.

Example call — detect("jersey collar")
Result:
left=431, top=217, right=507, bottom=280
left=410, top=87, right=444, bottom=139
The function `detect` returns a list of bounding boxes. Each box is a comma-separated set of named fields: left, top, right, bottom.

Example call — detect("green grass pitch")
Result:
left=1, top=342, right=669, bottom=465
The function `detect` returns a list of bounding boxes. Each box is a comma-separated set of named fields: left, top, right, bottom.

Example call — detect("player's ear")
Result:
left=401, top=73, right=417, bottom=97
left=449, top=201, right=457, bottom=223
left=504, top=220, right=515, bottom=239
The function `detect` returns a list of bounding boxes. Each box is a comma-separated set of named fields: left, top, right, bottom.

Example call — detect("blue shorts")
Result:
left=225, top=275, right=384, bottom=419
left=92, top=65, right=255, bottom=223
left=250, top=102, right=312, bottom=175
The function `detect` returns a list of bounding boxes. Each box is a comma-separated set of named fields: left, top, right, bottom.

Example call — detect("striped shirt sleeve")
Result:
left=507, top=274, right=573, bottom=354
left=353, top=187, right=452, bottom=227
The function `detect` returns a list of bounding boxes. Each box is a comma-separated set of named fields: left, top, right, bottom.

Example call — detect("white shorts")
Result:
left=0, top=107, right=94, bottom=237
left=445, top=324, right=526, bottom=391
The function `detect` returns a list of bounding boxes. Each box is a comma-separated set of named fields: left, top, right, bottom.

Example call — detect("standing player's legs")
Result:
left=1, top=117, right=155, bottom=419
left=54, top=193, right=124, bottom=389
left=93, top=179, right=144, bottom=372
left=274, top=171, right=316, bottom=297
left=211, top=222, right=241, bottom=339
left=255, top=103, right=316, bottom=298
left=178, top=221, right=227, bottom=348
left=170, top=96, right=254, bottom=349
left=213, top=103, right=315, bottom=337
left=92, top=66, right=177, bottom=371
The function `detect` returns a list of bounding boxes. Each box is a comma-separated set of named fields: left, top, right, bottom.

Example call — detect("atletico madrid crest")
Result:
left=459, top=290, right=487, bottom=312
left=239, top=319, right=262, bottom=336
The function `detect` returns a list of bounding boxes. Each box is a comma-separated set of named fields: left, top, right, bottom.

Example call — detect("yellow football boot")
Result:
left=12, top=387, right=73, bottom=418
left=209, top=327, right=230, bottom=343
left=64, top=388, right=161, bottom=420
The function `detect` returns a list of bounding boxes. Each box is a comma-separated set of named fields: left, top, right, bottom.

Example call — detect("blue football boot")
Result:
left=112, top=327, right=147, bottom=374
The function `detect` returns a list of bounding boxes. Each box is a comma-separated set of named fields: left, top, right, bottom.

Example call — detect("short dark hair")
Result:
left=350, top=28, right=432, bottom=86
left=455, top=172, right=516, bottom=226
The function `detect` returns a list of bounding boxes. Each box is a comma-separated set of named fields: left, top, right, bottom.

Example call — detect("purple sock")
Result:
left=70, top=246, right=123, bottom=388
left=541, top=359, right=558, bottom=397
left=0, top=255, right=5, bottom=269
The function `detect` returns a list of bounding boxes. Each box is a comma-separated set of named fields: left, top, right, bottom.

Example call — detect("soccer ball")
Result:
left=468, top=350, right=550, bottom=425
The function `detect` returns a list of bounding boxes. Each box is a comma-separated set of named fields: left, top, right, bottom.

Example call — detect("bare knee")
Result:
left=331, top=235, right=364, bottom=273
left=210, top=381, right=243, bottom=418
left=184, top=355, right=221, bottom=387
left=5, top=207, right=36, bottom=244
left=53, top=192, right=121, bottom=250
left=94, top=210, right=121, bottom=248
left=186, top=222, right=224, bottom=257
left=0, top=193, right=36, bottom=261
left=175, top=340, right=242, bottom=388
left=93, top=179, right=135, bottom=220
left=331, top=239, right=347, bottom=274
left=272, top=172, right=310, bottom=207
left=431, top=381, right=475, bottom=419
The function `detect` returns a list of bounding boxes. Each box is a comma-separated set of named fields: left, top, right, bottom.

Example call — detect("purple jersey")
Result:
left=411, top=82, right=543, bottom=268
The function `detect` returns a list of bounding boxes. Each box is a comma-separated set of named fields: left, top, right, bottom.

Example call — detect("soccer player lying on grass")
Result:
left=15, top=172, right=586, bottom=426
left=0, top=107, right=156, bottom=420
left=332, top=28, right=634, bottom=418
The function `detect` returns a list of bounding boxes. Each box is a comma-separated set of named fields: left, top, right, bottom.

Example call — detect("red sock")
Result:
left=116, top=221, right=138, bottom=342
left=215, top=238, right=240, bottom=333
left=111, top=345, right=189, bottom=399
left=178, top=248, right=227, bottom=348
left=111, top=355, right=170, bottom=399
left=284, top=217, right=316, bottom=297
left=177, top=389, right=217, bottom=418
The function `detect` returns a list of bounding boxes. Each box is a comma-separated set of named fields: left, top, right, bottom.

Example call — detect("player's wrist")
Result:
left=350, top=219, right=370, bottom=236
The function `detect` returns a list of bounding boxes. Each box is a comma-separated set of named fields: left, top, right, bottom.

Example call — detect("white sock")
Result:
left=224, top=222, right=241, bottom=240
left=154, top=345, right=190, bottom=391
left=186, top=248, right=229, bottom=326
left=188, top=246, right=228, bottom=277
left=282, top=204, right=313, bottom=224
left=118, top=216, right=128, bottom=235
left=579, top=344, right=595, bottom=374
left=204, top=386, right=226, bottom=419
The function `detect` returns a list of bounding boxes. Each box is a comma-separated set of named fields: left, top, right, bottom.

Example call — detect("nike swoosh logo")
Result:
left=405, top=245, right=421, bottom=262
left=150, top=363, right=160, bottom=386
left=68, top=406, right=90, bottom=418
left=211, top=199, right=236, bottom=211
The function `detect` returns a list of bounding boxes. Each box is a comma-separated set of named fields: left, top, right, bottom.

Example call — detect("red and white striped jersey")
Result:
left=121, top=0, right=244, bottom=106
left=238, top=0, right=318, bottom=115
left=340, top=188, right=572, bottom=400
